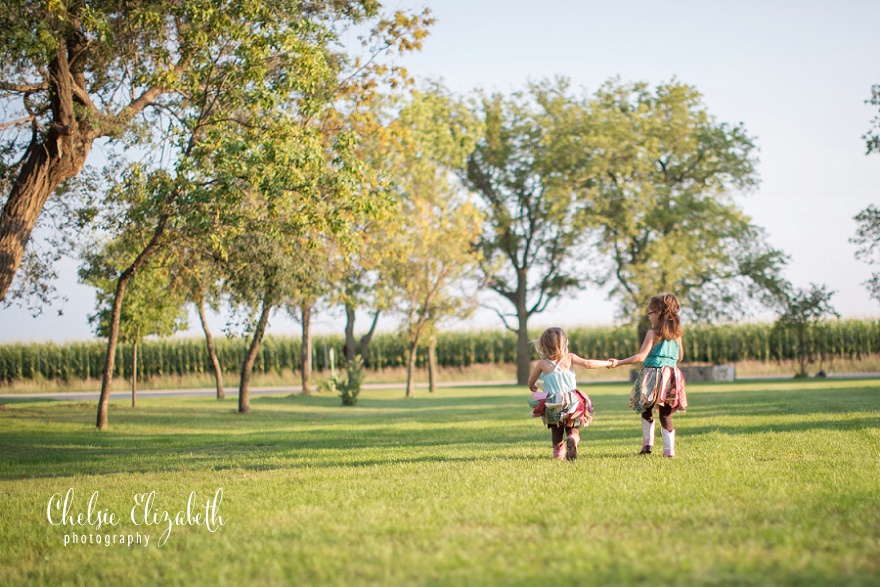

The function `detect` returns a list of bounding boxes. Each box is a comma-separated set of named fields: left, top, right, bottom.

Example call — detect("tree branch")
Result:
left=0, top=81, right=49, bottom=93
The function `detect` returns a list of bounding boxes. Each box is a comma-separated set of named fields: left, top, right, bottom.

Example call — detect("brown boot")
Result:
left=552, top=443, right=566, bottom=460
left=565, top=429, right=580, bottom=461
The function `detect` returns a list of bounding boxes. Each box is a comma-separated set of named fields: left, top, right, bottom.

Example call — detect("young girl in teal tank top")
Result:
left=609, top=293, right=688, bottom=457
left=528, top=327, right=614, bottom=460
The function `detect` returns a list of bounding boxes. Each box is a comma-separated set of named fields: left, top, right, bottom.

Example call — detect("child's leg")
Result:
left=659, top=404, right=676, bottom=457
left=565, top=425, right=579, bottom=461
left=658, top=404, right=674, bottom=431
left=640, top=409, right=655, bottom=454
left=551, top=426, right=566, bottom=459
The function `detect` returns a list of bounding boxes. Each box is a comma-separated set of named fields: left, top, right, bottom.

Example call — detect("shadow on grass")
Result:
left=0, top=382, right=877, bottom=480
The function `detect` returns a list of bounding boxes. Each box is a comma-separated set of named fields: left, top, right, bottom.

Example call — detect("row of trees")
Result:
left=2, top=3, right=875, bottom=428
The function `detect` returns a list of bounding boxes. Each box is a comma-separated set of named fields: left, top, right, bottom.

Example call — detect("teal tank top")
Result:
left=643, top=338, right=679, bottom=368
left=539, top=360, right=577, bottom=394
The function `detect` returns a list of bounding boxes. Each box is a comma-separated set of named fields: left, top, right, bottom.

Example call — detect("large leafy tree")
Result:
left=852, top=207, right=880, bottom=303
left=385, top=87, right=484, bottom=397
left=216, top=98, right=395, bottom=412
left=585, top=80, right=788, bottom=334
left=854, top=85, right=880, bottom=302
left=463, top=80, right=599, bottom=385
left=332, top=95, right=400, bottom=369
left=78, top=3, right=429, bottom=428
left=0, top=0, right=390, bottom=301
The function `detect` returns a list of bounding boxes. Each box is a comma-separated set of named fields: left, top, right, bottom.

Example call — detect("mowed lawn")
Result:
left=1, top=378, right=878, bottom=586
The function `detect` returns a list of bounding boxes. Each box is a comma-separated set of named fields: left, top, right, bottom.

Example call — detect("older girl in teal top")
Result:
left=528, top=327, right=614, bottom=461
left=610, top=293, right=688, bottom=457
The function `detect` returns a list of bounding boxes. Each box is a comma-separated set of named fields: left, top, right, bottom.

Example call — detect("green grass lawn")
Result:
left=1, top=378, right=878, bottom=586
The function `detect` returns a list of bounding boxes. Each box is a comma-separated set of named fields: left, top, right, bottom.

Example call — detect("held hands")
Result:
left=606, top=358, right=619, bottom=369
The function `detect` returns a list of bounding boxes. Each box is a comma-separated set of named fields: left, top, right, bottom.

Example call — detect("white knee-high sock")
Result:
left=661, top=428, right=675, bottom=457
left=642, top=419, right=655, bottom=447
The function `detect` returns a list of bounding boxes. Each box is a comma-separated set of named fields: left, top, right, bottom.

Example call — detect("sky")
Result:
left=2, top=0, right=879, bottom=342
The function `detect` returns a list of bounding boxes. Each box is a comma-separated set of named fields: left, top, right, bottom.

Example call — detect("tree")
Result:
left=863, top=84, right=880, bottom=155
left=0, top=0, right=391, bottom=301
left=774, top=284, right=838, bottom=378
left=585, top=80, right=788, bottom=335
left=388, top=198, right=483, bottom=397
left=463, top=80, right=598, bottom=385
left=174, top=240, right=228, bottom=400
left=855, top=86, right=880, bottom=302
left=79, top=3, right=431, bottom=428
left=852, top=205, right=880, bottom=303
left=385, top=88, right=484, bottom=397
left=285, top=239, right=341, bottom=396
left=80, top=239, right=188, bottom=407
left=87, top=163, right=186, bottom=428
left=216, top=99, right=395, bottom=412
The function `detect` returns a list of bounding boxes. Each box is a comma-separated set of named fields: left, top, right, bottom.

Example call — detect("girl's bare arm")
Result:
left=570, top=353, right=614, bottom=369
left=527, top=362, right=545, bottom=391
left=613, top=331, right=657, bottom=367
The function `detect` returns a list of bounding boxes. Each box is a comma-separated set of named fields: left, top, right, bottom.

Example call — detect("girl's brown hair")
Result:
left=534, top=327, right=568, bottom=361
left=649, top=293, right=683, bottom=340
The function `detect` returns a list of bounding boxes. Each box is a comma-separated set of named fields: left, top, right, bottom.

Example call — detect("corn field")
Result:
left=0, top=319, right=878, bottom=384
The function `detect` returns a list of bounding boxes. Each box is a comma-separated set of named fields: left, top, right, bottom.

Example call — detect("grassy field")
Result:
left=1, top=378, right=878, bottom=586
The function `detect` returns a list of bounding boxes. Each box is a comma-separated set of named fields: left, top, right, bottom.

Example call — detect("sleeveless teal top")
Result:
left=643, top=338, right=679, bottom=368
left=539, top=360, right=577, bottom=394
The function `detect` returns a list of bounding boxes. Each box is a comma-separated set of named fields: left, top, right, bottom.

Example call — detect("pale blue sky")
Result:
left=2, top=0, right=879, bottom=341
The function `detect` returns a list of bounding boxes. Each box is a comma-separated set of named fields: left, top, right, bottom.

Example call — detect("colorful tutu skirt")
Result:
left=630, top=366, right=687, bottom=414
left=529, top=390, right=594, bottom=428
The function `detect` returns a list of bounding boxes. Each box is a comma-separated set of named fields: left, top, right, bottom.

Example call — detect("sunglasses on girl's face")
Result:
left=647, top=311, right=658, bottom=316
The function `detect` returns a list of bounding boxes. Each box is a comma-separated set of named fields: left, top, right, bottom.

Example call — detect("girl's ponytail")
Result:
left=650, top=293, right=682, bottom=340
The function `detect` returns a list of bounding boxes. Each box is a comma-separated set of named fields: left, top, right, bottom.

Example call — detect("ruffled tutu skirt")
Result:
left=630, top=366, right=687, bottom=414
left=529, top=390, right=594, bottom=428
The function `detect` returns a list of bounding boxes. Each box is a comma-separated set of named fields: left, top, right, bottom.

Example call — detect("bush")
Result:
left=337, top=357, right=366, bottom=406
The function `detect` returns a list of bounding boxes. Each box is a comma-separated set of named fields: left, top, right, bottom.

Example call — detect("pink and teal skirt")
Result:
left=630, top=366, right=687, bottom=413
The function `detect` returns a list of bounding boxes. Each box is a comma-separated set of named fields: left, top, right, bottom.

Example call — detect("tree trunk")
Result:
left=405, top=320, right=426, bottom=398
left=197, top=297, right=225, bottom=399
left=798, top=328, right=808, bottom=377
left=0, top=34, right=98, bottom=300
left=300, top=303, right=313, bottom=395
left=131, top=336, right=138, bottom=408
left=0, top=23, right=165, bottom=300
left=516, top=306, right=531, bottom=386
left=0, top=145, right=91, bottom=299
left=359, top=311, right=380, bottom=367
left=405, top=342, right=418, bottom=398
left=427, top=335, right=438, bottom=394
left=344, top=304, right=357, bottom=363
left=239, top=297, right=272, bottom=414
left=96, top=218, right=167, bottom=430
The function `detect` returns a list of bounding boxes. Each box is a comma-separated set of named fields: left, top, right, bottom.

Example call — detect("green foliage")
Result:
left=464, top=79, right=597, bottom=325
left=586, top=79, right=788, bottom=322
left=79, top=237, right=189, bottom=344
left=864, top=83, right=880, bottom=155
left=336, top=355, right=366, bottom=405
left=852, top=205, right=880, bottom=303
left=773, top=284, right=839, bottom=377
